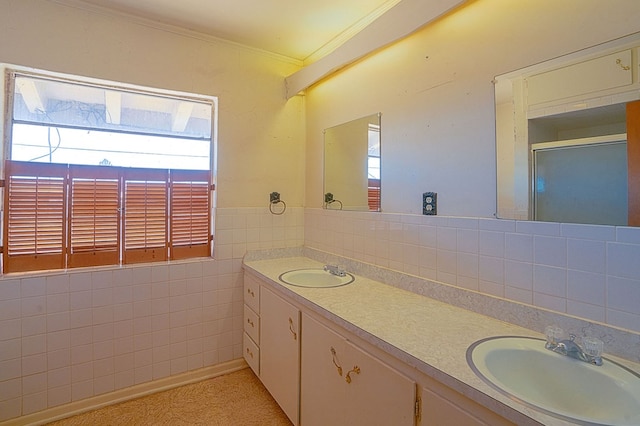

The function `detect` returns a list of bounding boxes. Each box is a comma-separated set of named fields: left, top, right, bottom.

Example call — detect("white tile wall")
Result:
left=305, top=208, right=640, bottom=333
left=0, top=206, right=303, bottom=422
left=3, top=203, right=636, bottom=421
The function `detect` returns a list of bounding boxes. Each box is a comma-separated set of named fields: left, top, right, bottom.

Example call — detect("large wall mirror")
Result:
left=323, top=113, right=381, bottom=211
left=495, top=33, right=640, bottom=226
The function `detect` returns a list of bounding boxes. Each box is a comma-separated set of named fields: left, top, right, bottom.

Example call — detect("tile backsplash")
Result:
left=304, top=208, right=640, bottom=333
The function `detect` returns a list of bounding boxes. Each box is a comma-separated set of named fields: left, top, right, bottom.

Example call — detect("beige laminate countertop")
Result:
left=243, top=256, right=640, bottom=426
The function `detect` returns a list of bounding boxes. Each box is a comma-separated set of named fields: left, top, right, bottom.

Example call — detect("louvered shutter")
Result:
left=68, top=165, right=120, bottom=268
left=170, top=169, right=211, bottom=259
left=3, top=160, right=67, bottom=272
left=122, top=168, right=168, bottom=264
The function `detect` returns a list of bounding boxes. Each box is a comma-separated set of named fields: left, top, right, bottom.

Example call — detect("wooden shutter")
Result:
left=368, top=178, right=381, bottom=211
left=3, top=160, right=67, bottom=273
left=122, top=168, right=168, bottom=264
left=170, top=169, right=211, bottom=260
left=68, top=165, right=120, bottom=268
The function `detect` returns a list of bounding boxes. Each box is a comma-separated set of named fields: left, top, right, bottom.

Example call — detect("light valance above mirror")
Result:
left=323, top=113, right=381, bottom=212
left=495, top=32, right=640, bottom=226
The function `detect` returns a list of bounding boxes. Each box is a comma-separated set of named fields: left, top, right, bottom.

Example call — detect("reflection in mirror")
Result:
left=324, top=113, right=381, bottom=211
left=495, top=33, right=640, bottom=226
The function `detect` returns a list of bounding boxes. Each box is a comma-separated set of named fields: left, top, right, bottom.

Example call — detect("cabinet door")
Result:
left=301, top=313, right=416, bottom=426
left=526, top=50, right=633, bottom=105
left=627, top=100, right=640, bottom=226
left=260, top=286, right=300, bottom=425
left=420, top=385, right=514, bottom=426
left=345, top=340, right=416, bottom=426
left=300, top=313, right=349, bottom=426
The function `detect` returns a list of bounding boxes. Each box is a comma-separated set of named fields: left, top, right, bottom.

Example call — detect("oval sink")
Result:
left=467, top=336, right=640, bottom=425
left=279, top=268, right=355, bottom=288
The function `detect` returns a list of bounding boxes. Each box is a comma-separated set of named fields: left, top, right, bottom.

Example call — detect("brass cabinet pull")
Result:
left=247, top=288, right=255, bottom=297
left=345, top=366, right=361, bottom=383
left=247, top=318, right=254, bottom=327
left=616, top=58, right=631, bottom=71
left=288, top=317, right=297, bottom=340
left=246, top=347, right=254, bottom=358
left=330, top=347, right=343, bottom=376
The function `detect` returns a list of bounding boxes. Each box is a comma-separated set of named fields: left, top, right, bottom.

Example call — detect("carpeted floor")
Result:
left=47, top=368, right=292, bottom=425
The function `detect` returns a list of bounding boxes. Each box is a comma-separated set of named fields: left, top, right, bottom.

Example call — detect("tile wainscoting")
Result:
left=0, top=206, right=304, bottom=422
left=304, top=208, right=640, bottom=334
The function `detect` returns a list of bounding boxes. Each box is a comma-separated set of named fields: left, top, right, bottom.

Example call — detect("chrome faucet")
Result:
left=323, top=264, right=346, bottom=277
left=545, top=326, right=603, bottom=366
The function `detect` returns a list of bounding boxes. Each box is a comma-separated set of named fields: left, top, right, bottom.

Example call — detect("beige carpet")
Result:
left=47, top=368, right=292, bottom=425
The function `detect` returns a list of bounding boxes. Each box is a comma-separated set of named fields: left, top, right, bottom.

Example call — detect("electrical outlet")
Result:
left=423, top=192, right=437, bottom=215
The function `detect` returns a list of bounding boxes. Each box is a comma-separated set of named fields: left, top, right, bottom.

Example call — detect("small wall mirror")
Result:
left=495, top=33, right=640, bottom=226
left=323, top=113, right=381, bottom=211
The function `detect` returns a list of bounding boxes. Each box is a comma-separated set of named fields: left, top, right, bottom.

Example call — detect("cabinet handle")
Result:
left=247, top=318, right=254, bottom=327
left=247, top=288, right=255, bottom=297
left=345, top=366, right=361, bottom=384
left=616, top=58, right=631, bottom=71
left=288, top=317, right=297, bottom=340
left=330, top=347, right=343, bottom=376
left=246, top=347, right=254, bottom=358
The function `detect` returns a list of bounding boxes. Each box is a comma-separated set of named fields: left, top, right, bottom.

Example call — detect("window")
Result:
left=3, top=71, right=215, bottom=273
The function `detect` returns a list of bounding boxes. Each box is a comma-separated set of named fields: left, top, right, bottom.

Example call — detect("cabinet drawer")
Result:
left=243, top=332, right=260, bottom=375
left=244, top=274, right=260, bottom=313
left=244, top=304, right=260, bottom=344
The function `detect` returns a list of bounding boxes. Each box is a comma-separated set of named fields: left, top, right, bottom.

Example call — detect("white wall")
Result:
left=305, top=0, right=640, bottom=216
left=0, top=0, right=305, bottom=209
left=303, top=0, right=640, bottom=349
left=0, top=0, right=306, bottom=421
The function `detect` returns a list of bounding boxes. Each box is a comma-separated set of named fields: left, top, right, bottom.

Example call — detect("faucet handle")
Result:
left=545, top=325, right=564, bottom=347
left=582, top=336, right=604, bottom=358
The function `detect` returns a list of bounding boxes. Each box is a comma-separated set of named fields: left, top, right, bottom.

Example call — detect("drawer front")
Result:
left=244, top=274, right=260, bottom=313
left=244, top=304, right=260, bottom=344
left=243, top=332, right=260, bottom=375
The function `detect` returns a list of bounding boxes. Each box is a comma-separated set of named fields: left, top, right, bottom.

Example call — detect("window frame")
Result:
left=1, top=67, right=217, bottom=274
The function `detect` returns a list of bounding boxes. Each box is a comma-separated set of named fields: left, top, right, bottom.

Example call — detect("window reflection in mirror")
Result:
left=324, top=113, right=381, bottom=212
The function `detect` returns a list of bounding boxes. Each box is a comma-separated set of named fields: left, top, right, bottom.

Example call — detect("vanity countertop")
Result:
left=243, top=255, right=640, bottom=426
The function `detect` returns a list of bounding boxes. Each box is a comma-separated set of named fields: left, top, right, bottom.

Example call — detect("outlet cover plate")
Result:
left=423, top=192, right=437, bottom=215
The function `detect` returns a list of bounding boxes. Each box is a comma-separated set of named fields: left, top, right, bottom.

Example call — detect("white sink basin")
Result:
left=279, top=268, right=354, bottom=288
left=467, top=336, right=640, bottom=425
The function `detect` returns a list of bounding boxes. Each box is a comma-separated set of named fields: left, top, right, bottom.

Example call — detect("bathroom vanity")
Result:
left=241, top=255, right=569, bottom=425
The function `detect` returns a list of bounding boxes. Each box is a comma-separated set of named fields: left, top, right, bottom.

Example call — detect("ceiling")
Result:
left=56, top=0, right=402, bottom=62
